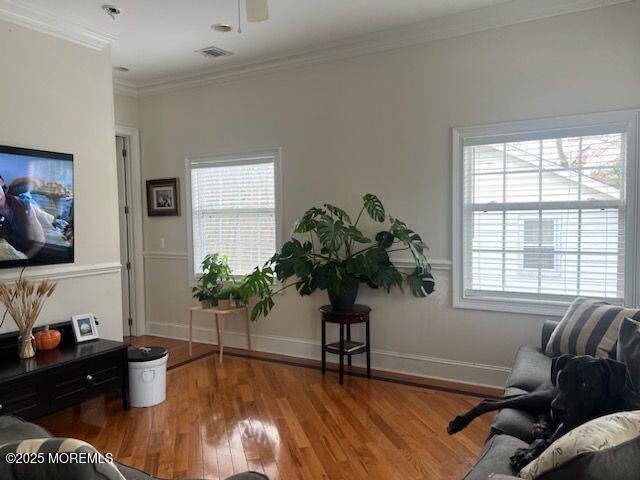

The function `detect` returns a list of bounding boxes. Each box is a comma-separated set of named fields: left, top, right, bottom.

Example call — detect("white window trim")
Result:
left=185, top=148, right=283, bottom=286
left=452, top=110, right=640, bottom=316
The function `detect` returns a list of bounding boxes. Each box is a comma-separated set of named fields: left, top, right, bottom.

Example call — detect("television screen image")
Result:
left=0, top=145, right=74, bottom=268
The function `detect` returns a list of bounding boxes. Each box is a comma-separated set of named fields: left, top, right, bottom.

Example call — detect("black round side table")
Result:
left=320, top=304, right=371, bottom=384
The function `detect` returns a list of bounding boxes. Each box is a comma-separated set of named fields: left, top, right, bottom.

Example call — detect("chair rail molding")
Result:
left=0, top=262, right=121, bottom=283
left=143, top=251, right=189, bottom=261
left=143, top=251, right=452, bottom=271
left=0, top=0, right=116, bottom=50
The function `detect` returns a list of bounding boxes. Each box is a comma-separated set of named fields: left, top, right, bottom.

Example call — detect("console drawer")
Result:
left=0, top=378, right=44, bottom=418
left=50, top=364, right=87, bottom=406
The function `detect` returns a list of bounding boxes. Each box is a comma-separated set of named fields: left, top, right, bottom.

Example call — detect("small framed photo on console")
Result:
left=71, top=314, right=99, bottom=343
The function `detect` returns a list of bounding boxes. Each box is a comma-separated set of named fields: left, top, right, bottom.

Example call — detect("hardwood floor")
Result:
left=37, top=339, right=492, bottom=480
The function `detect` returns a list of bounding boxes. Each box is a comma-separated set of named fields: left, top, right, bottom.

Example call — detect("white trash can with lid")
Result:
left=128, top=346, right=169, bottom=407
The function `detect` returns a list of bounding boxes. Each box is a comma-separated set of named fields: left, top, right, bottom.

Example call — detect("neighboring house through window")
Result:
left=453, top=111, right=640, bottom=315
left=186, top=149, right=282, bottom=280
left=523, top=218, right=555, bottom=271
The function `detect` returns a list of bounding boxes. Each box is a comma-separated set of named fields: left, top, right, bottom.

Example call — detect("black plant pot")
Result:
left=327, top=278, right=359, bottom=310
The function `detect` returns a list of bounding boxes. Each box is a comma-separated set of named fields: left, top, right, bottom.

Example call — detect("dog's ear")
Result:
left=551, top=355, right=573, bottom=386
left=599, top=358, right=628, bottom=395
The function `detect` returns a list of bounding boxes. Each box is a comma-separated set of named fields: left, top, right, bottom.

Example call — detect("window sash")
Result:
left=469, top=199, right=621, bottom=211
left=186, top=150, right=281, bottom=281
left=452, top=111, right=640, bottom=315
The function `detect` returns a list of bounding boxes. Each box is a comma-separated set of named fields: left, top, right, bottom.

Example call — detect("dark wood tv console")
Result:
left=0, top=321, right=129, bottom=420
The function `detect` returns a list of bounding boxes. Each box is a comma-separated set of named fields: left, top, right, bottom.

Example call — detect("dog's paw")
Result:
left=510, top=447, right=535, bottom=471
left=532, top=422, right=549, bottom=439
left=447, top=416, right=468, bottom=435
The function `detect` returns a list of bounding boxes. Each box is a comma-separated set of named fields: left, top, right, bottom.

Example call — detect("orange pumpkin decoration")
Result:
left=35, top=327, right=61, bottom=351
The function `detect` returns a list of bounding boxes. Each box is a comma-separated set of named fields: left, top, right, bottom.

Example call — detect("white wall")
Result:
left=137, top=1, right=640, bottom=387
left=0, top=21, right=123, bottom=341
left=114, top=94, right=140, bottom=128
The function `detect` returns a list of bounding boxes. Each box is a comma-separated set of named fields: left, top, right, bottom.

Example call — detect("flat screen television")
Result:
left=0, top=145, right=74, bottom=268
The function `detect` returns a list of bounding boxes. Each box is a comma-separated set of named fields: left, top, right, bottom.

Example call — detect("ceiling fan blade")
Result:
left=245, top=0, right=269, bottom=22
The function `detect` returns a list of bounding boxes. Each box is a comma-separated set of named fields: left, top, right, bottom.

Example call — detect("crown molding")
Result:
left=127, top=0, right=630, bottom=98
left=0, top=0, right=116, bottom=50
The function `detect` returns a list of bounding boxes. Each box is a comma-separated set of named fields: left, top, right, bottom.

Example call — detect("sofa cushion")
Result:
left=114, top=463, right=155, bottom=480
left=116, top=464, right=269, bottom=480
left=0, top=437, right=125, bottom=480
left=490, top=387, right=535, bottom=443
left=617, top=317, right=640, bottom=394
left=109, top=464, right=269, bottom=480
left=545, top=298, right=640, bottom=358
left=0, top=416, right=51, bottom=444
left=463, top=434, right=527, bottom=480
left=491, top=408, right=535, bottom=444
left=503, top=387, right=528, bottom=397
left=226, top=474, right=270, bottom=480
left=505, top=346, right=552, bottom=392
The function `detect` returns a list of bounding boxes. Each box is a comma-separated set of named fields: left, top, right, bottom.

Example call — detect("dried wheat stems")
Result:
left=0, top=279, right=57, bottom=358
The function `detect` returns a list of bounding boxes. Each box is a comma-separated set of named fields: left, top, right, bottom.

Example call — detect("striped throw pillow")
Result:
left=545, top=298, right=640, bottom=358
left=0, top=438, right=125, bottom=480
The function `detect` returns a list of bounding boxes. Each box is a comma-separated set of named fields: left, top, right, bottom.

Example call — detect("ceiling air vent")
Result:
left=197, top=45, right=233, bottom=58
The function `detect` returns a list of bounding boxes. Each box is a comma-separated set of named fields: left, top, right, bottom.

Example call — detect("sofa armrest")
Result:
left=541, top=319, right=560, bottom=351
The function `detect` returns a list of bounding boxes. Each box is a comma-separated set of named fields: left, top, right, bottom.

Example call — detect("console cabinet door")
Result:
left=49, top=363, right=89, bottom=410
left=85, top=352, right=124, bottom=395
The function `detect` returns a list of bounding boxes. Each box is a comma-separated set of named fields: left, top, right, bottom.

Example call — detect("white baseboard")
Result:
left=146, top=321, right=510, bottom=389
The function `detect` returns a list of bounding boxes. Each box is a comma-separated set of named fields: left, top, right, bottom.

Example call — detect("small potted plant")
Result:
left=217, top=284, right=241, bottom=310
left=192, top=253, right=232, bottom=308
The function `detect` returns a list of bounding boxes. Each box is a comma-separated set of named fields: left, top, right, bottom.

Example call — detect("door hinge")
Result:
left=128, top=317, right=133, bottom=326
left=126, top=261, right=131, bottom=271
left=124, top=205, right=129, bottom=214
left=122, top=148, right=127, bottom=158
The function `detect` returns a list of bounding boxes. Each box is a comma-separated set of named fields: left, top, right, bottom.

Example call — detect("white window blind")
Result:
left=189, top=152, right=279, bottom=276
left=465, top=133, right=625, bottom=303
left=453, top=111, right=640, bottom=314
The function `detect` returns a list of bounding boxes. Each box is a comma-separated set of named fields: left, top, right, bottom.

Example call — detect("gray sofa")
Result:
left=463, top=320, right=559, bottom=480
left=0, top=415, right=266, bottom=480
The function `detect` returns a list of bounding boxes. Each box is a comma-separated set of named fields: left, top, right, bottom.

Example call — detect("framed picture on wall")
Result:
left=146, top=178, right=179, bottom=216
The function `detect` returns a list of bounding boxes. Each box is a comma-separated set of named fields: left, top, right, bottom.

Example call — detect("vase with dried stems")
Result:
left=0, top=278, right=57, bottom=359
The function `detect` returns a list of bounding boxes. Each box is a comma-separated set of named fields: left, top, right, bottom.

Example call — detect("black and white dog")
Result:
left=447, top=355, right=633, bottom=471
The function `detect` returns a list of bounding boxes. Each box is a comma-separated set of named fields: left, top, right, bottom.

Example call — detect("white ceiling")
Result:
left=18, top=0, right=509, bottom=85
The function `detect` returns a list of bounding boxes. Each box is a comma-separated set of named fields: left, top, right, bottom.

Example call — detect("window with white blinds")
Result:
left=187, top=151, right=281, bottom=277
left=453, top=111, right=640, bottom=315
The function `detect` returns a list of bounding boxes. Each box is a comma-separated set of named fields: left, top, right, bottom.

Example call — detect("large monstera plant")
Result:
left=240, top=193, right=434, bottom=320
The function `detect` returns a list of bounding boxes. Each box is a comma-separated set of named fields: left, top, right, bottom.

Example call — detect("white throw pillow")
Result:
left=519, top=411, right=640, bottom=479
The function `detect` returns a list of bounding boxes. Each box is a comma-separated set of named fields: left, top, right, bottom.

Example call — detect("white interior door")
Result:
left=116, top=136, right=135, bottom=337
